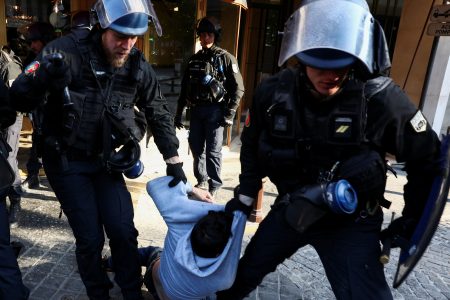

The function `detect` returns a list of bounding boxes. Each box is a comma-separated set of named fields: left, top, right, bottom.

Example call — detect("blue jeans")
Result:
left=188, top=104, right=224, bottom=190
left=43, top=155, right=143, bottom=300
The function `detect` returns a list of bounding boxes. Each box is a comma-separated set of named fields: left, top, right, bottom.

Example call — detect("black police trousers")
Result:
left=217, top=203, right=393, bottom=300
left=0, top=198, right=29, bottom=300
left=188, top=104, right=224, bottom=190
left=43, top=155, right=142, bottom=300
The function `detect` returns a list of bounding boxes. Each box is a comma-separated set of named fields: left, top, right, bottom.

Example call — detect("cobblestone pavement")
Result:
left=11, top=134, right=450, bottom=300
left=8, top=68, right=450, bottom=299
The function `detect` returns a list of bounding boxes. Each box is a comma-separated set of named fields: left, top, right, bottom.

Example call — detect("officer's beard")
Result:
left=103, top=47, right=129, bottom=68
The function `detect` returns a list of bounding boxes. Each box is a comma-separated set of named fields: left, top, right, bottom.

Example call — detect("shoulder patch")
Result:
left=232, top=63, right=239, bottom=73
left=410, top=110, right=427, bottom=133
left=245, top=112, right=251, bottom=127
left=24, top=61, right=40, bottom=76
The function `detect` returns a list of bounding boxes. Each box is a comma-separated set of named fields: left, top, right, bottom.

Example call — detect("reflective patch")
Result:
left=410, top=110, right=427, bottom=133
left=245, top=112, right=251, bottom=127
left=24, top=61, right=40, bottom=76
left=232, top=63, right=239, bottom=73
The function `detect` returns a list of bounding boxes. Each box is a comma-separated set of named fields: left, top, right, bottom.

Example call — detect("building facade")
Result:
left=0, top=0, right=448, bottom=136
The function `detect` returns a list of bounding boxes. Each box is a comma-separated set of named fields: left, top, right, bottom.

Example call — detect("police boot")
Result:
left=9, top=196, right=21, bottom=228
left=24, top=174, right=40, bottom=189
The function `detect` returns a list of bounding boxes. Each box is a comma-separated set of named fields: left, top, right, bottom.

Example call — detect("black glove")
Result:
left=166, top=162, right=187, bottom=187
left=380, top=216, right=417, bottom=249
left=225, top=197, right=253, bottom=217
left=220, top=108, right=235, bottom=127
left=35, top=53, right=71, bottom=91
left=174, top=113, right=184, bottom=129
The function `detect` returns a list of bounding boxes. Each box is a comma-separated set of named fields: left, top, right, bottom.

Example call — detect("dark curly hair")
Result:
left=190, top=210, right=233, bottom=258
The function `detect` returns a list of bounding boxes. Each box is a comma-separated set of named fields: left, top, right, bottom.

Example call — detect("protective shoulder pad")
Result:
left=364, top=76, right=392, bottom=100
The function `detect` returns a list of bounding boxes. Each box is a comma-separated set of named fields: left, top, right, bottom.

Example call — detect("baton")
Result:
left=380, top=212, right=396, bottom=264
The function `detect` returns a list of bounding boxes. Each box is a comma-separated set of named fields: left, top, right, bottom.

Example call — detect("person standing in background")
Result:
left=175, top=16, right=244, bottom=199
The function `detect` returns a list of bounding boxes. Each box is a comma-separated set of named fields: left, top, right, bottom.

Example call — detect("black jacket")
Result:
left=177, top=45, right=244, bottom=114
left=10, top=29, right=179, bottom=160
left=239, top=68, right=441, bottom=220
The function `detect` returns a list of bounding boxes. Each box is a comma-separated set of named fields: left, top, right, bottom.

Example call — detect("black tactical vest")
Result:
left=186, top=47, right=225, bottom=104
left=61, top=32, right=145, bottom=154
left=258, top=68, right=369, bottom=192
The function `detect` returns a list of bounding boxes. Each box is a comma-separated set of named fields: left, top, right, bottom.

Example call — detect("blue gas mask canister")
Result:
left=284, top=176, right=358, bottom=233
left=106, top=138, right=144, bottom=179
left=303, top=179, right=358, bottom=214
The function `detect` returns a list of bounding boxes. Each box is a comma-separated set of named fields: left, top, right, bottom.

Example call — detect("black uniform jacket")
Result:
left=177, top=44, right=244, bottom=113
left=239, top=70, right=441, bottom=220
left=10, top=30, right=179, bottom=160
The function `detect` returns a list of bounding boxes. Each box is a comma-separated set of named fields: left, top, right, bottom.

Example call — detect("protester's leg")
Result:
left=143, top=247, right=162, bottom=300
left=44, top=159, right=112, bottom=300
left=98, top=172, right=143, bottom=300
left=24, top=135, right=41, bottom=189
left=311, top=212, right=392, bottom=300
left=217, top=206, right=305, bottom=299
left=189, top=108, right=208, bottom=185
left=6, top=114, right=23, bottom=188
left=0, top=198, right=29, bottom=300
left=204, top=106, right=224, bottom=193
left=25, top=111, right=42, bottom=189
left=6, top=115, right=24, bottom=227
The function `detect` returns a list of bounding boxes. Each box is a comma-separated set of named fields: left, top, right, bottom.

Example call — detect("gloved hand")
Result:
left=35, top=53, right=71, bottom=91
left=220, top=108, right=235, bottom=127
left=166, top=162, right=187, bottom=187
left=380, top=216, right=418, bottom=249
left=225, top=197, right=253, bottom=217
left=174, top=113, right=184, bottom=129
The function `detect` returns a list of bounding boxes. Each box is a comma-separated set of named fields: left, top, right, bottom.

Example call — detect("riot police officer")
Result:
left=22, top=22, right=56, bottom=190
left=0, top=79, right=29, bottom=299
left=175, top=16, right=244, bottom=198
left=218, top=0, right=441, bottom=299
left=10, top=0, right=187, bottom=299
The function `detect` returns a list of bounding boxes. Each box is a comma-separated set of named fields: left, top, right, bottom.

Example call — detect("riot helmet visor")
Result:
left=278, top=0, right=390, bottom=76
left=93, top=0, right=162, bottom=36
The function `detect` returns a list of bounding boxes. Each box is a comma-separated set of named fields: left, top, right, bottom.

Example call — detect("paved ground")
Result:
left=7, top=68, right=450, bottom=299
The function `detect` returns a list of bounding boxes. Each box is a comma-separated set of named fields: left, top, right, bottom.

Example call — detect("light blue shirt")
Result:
left=146, top=176, right=246, bottom=300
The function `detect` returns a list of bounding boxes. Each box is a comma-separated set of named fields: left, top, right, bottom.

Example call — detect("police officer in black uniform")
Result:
left=175, top=16, right=244, bottom=197
left=219, top=0, right=441, bottom=299
left=10, top=1, right=186, bottom=299
left=0, top=79, right=29, bottom=299
left=22, top=22, right=56, bottom=190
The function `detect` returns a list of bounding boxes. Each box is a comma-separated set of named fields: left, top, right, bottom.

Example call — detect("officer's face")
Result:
left=102, top=29, right=138, bottom=68
left=199, top=32, right=215, bottom=48
left=30, top=40, right=44, bottom=55
left=305, top=66, right=349, bottom=97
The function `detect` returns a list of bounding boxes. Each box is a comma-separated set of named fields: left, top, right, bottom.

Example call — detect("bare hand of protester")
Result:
left=190, top=187, right=214, bottom=203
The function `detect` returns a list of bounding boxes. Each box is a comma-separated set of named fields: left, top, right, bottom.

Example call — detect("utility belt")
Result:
left=273, top=150, right=391, bottom=233
left=65, top=147, right=99, bottom=161
left=275, top=190, right=386, bottom=234
left=189, top=101, right=222, bottom=108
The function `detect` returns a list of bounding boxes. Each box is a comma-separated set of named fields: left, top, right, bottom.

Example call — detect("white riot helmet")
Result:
left=92, top=0, right=162, bottom=36
left=278, top=0, right=391, bottom=76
